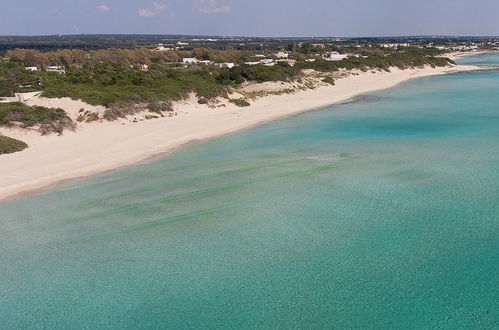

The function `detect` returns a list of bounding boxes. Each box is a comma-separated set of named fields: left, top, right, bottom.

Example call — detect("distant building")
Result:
left=322, top=52, right=349, bottom=61
left=183, top=58, right=199, bottom=64
left=156, top=45, right=173, bottom=51
left=260, top=59, right=274, bottom=65
left=25, top=66, right=38, bottom=72
left=277, top=59, right=297, bottom=67
left=274, top=51, right=289, bottom=59
left=382, top=43, right=410, bottom=48
left=452, top=45, right=479, bottom=51
left=244, top=61, right=261, bottom=66
left=46, top=66, right=65, bottom=74
left=199, top=60, right=214, bottom=65
left=215, top=62, right=235, bottom=69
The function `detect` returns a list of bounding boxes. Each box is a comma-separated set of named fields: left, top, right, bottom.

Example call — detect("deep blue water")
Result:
left=0, top=55, right=498, bottom=329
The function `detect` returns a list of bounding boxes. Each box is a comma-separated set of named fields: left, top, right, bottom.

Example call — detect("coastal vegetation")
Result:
left=0, top=135, right=28, bottom=154
left=229, top=98, right=251, bottom=107
left=41, top=64, right=227, bottom=107
left=0, top=102, right=74, bottom=134
left=0, top=46, right=454, bottom=122
left=322, top=76, right=335, bottom=85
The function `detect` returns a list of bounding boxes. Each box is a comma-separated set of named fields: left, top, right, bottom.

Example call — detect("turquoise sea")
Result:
left=0, top=55, right=498, bottom=329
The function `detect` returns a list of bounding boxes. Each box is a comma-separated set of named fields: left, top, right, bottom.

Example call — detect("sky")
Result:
left=1, top=0, right=498, bottom=37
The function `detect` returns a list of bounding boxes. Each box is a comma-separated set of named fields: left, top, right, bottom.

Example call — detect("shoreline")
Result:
left=0, top=64, right=487, bottom=202
left=446, top=50, right=499, bottom=60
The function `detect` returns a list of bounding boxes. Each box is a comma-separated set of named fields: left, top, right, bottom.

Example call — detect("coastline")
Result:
left=446, top=50, right=499, bottom=60
left=0, top=64, right=484, bottom=202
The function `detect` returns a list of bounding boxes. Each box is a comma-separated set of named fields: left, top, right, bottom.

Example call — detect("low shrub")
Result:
left=0, top=135, right=28, bottom=154
left=322, top=76, right=335, bottom=85
left=0, top=102, right=75, bottom=135
left=229, top=98, right=251, bottom=107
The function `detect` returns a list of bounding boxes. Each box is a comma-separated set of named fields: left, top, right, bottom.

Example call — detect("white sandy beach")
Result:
left=0, top=64, right=481, bottom=201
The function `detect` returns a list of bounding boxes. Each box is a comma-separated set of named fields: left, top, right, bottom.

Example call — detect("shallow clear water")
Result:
left=1, top=56, right=498, bottom=329
left=456, top=52, right=499, bottom=67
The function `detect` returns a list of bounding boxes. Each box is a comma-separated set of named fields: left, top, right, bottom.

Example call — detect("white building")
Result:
left=244, top=61, right=261, bottom=66
left=452, top=45, right=479, bottom=51
left=183, top=58, right=199, bottom=64
left=156, top=45, right=173, bottom=51
left=435, top=46, right=450, bottom=51
left=46, top=66, right=65, bottom=74
left=277, top=59, right=297, bottom=67
left=260, top=59, right=274, bottom=65
left=274, top=51, right=289, bottom=59
left=25, top=66, right=38, bottom=71
left=382, top=43, right=410, bottom=48
left=322, top=52, right=349, bottom=61
left=215, top=62, right=235, bottom=69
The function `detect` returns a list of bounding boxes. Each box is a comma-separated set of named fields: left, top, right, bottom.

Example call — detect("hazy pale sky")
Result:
left=1, top=0, right=498, bottom=37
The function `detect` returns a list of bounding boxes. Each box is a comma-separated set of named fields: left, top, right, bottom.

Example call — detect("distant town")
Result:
left=1, top=35, right=493, bottom=77
left=1, top=35, right=497, bottom=54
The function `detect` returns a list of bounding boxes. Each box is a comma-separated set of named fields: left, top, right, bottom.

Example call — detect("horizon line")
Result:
left=1, top=33, right=499, bottom=39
